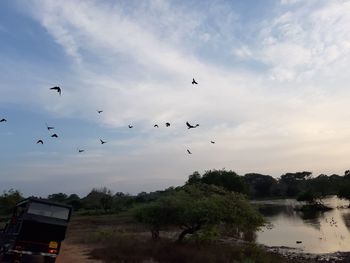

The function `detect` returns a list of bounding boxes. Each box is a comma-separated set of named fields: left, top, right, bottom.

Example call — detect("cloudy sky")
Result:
left=1, top=0, right=350, bottom=197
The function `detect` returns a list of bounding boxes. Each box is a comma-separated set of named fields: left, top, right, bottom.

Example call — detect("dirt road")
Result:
left=56, top=242, right=103, bottom=263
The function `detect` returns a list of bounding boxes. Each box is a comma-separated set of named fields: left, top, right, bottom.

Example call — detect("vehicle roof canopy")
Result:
left=16, top=197, right=72, bottom=210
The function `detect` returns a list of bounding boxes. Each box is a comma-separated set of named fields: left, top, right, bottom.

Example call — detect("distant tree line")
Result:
left=0, top=186, right=168, bottom=216
left=187, top=169, right=350, bottom=201
left=2, top=169, right=350, bottom=242
left=1, top=169, right=350, bottom=217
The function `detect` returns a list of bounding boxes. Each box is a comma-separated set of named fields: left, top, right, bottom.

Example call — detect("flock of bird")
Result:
left=325, top=217, right=338, bottom=227
left=1, top=78, right=215, bottom=155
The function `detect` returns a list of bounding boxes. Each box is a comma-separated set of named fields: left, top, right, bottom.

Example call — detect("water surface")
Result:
left=254, top=197, right=350, bottom=253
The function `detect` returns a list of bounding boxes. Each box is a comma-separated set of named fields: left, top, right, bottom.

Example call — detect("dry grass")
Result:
left=90, top=236, right=287, bottom=263
left=64, top=214, right=289, bottom=263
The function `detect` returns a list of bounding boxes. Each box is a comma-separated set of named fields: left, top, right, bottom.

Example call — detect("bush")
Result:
left=297, top=190, right=320, bottom=204
left=134, top=184, right=264, bottom=242
left=338, top=181, right=350, bottom=206
left=0, top=189, right=23, bottom=215
left=90, top=237, right=286, bottom=263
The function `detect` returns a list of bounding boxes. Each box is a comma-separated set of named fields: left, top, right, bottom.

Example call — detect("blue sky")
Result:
left=2, top=0, right=350, bottom=197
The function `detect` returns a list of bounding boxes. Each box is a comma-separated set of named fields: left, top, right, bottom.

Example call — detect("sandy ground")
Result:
left=56, top=242, right=103, bottom=263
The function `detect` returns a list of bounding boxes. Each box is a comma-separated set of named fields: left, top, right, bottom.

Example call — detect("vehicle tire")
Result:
left=43, top=257, right=55, bottom=263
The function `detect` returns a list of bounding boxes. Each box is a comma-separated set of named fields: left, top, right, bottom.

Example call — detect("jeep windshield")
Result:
left=27, top=202, right=70, bottom=220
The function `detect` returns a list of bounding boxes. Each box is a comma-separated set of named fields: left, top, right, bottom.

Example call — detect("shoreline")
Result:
left=263, top=245, right=350, bottom=263
left=222, top=236, right=350, bottom=263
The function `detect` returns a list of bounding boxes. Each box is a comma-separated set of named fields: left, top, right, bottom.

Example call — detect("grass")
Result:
left=0, top=210, right=291, bottom=262
left=64, top=213, right=291, bottom=263
left=89, top=236, right=287, bottom=263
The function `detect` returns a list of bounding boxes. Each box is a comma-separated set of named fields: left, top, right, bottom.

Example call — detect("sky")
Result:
left=1, top=0, right=350, bottom=197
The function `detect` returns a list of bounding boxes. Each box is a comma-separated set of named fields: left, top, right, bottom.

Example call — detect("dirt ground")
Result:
left=56, top=242, right=103, bottom=263
left=54, top=215, right=106, bottom=263
left=53, top=214, right=137, bottom=263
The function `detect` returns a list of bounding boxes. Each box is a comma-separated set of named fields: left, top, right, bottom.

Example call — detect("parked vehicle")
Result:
left=0, top=198, right=72, bottom=263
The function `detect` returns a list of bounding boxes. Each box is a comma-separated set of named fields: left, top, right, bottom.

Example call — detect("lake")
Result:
left=254, top=196, right=350, bottom=253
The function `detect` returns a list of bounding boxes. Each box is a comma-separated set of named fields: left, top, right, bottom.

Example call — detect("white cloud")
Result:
left=280, top=0, right=302, bottom=5
left=18, top=0, right=250, bottom=127
left=3, top=0, right=350, bottom=194
left=232, top=46, right=253, bottom=59
left=253, top=1, right=350, bottom=81
left=200, top=32, right=211, bottom=42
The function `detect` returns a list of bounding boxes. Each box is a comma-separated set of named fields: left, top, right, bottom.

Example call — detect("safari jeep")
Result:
left=0, top=198, right=72, bottom=263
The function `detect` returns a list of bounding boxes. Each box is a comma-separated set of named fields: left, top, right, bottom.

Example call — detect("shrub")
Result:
left=134, top=184, right=264, bottom=242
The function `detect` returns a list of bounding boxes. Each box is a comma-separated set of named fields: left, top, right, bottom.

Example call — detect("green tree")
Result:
left=134, top=199, right=178, bottom=240
left=244, top=173, right=277, bottom=198
left=66, top=194, right=83, bottom=211
left=310, top=174, right=329, bottom=196
left=83, top=187, right=113, bottom=212
left=297, top=190, right=321, bottom=204
left=135, top=192, right=148, bottom=202
left=99, top=187, right=113, bottom=212
left=134, top=184, right=264, bottom=242
left=280, top=171, right=312, bottom=197
left=186, top=171, right=202, bottom=185
left=112, top=193, right=135, bottom=212
left=329, top=174, right=342, bottom=194
left=200, top=169, right=249, bottom=194
left=338, top=181, right=350, bottom=207
left=345, top=170, right=350, bottom=179
left=0, top=189, right=23, bottom=215
left=297, top=189, right=332, bottom=211
left=47, top=193, right=68, bottom=203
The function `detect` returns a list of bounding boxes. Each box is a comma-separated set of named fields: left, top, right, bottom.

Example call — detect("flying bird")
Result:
left=211, top=141, right=215, bottom=144
left=128, top=125, right=133, bottom=128
left=0, top=118, right=7, bottom=122
left=186, top=122, right=199, bottom=129
left=192, top=78, right=198, bottom=85
left=50, top=86, right=61, bottom=96
left=154, top=124, right=159, bottom=128
left=97, top=110, right=103, bottom=114
left=78, top=149, right=85, bottom=153
left=36, top=140, right=44, bottom=145
left=100, top=139, right=107, bottom=144
left=51, top=134, right=58, bottom=138
left=165, top=122, right=170, bottom=127
left=46, top=123, right=54, bottom=131
left=187, top=149, right=192, bottom=154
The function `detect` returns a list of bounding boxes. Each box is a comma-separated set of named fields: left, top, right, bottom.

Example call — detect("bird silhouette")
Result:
left=192, top=78, right=198, bottom=85
left=165, top=122, right=170, bottom=127
left=36, top=140, right=44, bottom=144
left=187, top=149, right=192, bottom=154
left=78, top=149, right=84, bottom=153
left=50, top=86, right=61, bottom=96
left=211, top=141, right=215, bottom=144
left=154, top=124, right=159, bottom=128
left=51, top=134, right=58, bottom=138
left=186, top=122, right=199, bottom=129
left=100, top=139, right=107, bottom=144
left=46, top=123, right=54, bottom=131
left=128, top=125, right=133, bottom=128
left=97, top=110, right=103, bottom=114
left=0, top=118, right=7, bottom=122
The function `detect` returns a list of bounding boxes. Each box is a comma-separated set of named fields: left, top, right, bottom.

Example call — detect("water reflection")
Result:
left=254, top=197, right=350, bottom=253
